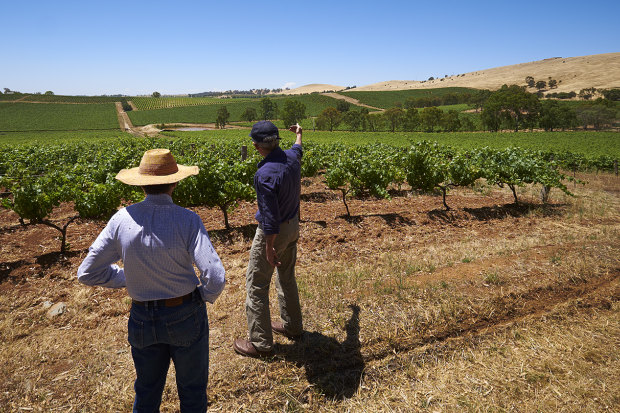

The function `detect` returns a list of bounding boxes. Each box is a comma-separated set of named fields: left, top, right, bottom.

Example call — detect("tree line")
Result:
left=312, top=86, right=618, bottom=133
left=209, top=86, right=618, bottom=132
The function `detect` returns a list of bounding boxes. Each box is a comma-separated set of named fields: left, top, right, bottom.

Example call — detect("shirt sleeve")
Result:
left=77, top=218, right=126, bottom=289
left=255, top=174, right=281, bottom=235
left=189, top=216, right=226, bottom=304
left=291, top=144, right=303, bottom=160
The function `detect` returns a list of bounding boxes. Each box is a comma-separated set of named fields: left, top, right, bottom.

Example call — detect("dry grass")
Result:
left=346, top=52, right=620, bottom=93
left=1, top=172, right=619, bottom=412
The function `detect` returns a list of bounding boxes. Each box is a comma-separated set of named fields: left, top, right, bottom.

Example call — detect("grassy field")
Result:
left=0, top=102, right=119, bottom=131
left=1, top=127, right=618, bottom=163
left=0, top=130, right=135, bottom=145
left=127, top=94, right=366, bottom=126
left=131, top=96, right=252, bottom=110
left=161, top=129, right=620, bottom=159
left=0, top=93, right=122, bottom=103
left=339, top=87, right=479, bottom=109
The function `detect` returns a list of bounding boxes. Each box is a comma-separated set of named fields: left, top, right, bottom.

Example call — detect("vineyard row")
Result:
left=0, top=138, right=614, bottom=253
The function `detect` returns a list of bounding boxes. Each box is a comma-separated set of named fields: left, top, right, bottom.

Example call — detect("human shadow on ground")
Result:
left=276, top=304, right=364, bottom=400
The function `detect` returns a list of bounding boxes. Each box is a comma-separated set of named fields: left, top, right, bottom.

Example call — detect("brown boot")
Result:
left=233, top=338, right=274, bottom=358
left=271, top=321, right=302, bottom=340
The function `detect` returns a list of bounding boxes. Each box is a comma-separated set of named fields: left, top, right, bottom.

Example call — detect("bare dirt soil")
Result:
left=1, top=172, right=619, bottom=412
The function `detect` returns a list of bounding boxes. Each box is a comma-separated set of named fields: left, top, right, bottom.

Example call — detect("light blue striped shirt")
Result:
left=77, top=194, right=225, bottom=303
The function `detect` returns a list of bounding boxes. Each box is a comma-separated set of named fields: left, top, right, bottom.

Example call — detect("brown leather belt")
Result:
left=132, top=290, right=195, bottom=307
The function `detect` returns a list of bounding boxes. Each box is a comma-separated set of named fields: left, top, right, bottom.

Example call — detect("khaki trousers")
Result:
left=245, top=216, right=303, bottom=351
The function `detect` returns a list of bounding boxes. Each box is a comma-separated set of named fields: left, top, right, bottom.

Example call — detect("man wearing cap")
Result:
left=233, top=121, right=304, bottom=358
left=77, top=149, right=225, bottom=412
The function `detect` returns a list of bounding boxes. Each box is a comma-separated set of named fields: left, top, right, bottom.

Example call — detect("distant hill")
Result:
left=284, top=53, right=619, bottom=95
left=281, top=83, right=346, bottom=95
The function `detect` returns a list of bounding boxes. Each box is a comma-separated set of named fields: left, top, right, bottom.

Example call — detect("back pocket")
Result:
left=165, top=308, right=202, bottom=347
left=127, top=315, right=145, bottom=349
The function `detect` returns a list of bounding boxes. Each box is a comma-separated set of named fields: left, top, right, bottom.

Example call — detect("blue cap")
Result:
left=249, top=121, right=280, bottom=142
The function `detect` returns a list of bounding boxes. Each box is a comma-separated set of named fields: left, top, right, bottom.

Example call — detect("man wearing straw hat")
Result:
left=234, top=121, right=304, bottom=358
left=77, top=148, right=225, bottom=412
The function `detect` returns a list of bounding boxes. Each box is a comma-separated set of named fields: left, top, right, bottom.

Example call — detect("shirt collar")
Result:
left=144, top=193, right=174, bottom=205
left=258, top=147, right=285, bottom=168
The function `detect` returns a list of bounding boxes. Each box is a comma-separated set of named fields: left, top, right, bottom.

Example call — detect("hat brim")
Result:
left=115, top=165, right=199, bottom=186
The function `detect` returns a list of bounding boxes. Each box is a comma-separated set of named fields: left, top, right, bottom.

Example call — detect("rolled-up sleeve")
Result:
left=77, top=223, right=126, bottom=289
left=190, top=218, right=226, bottom=303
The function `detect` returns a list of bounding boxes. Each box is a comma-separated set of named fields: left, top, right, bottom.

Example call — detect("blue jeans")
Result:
left=128, top=291, right=209, bottom=413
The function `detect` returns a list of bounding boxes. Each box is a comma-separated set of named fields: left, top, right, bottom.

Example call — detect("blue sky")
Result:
left=2, top=0, right=618, bottom=96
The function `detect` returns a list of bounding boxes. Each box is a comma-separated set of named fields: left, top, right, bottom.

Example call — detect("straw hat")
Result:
left=116, top=149, right=199, bottom=185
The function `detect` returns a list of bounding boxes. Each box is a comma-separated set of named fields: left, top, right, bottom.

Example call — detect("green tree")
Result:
left=240, top=107, right=258, bottom=122
left=404, top=97, right=417, bottom=110
left=44, top=91, right=54, bottom=95
left=539, top=100, right=577, bottom=131
left=535, top=80, right=547, bottom=91
left=579, top=88, right=597, bottom=100
left=481, top=85, right=540, bottom=132
left=336, top=100, right=351, bottom=113
left=316, top=107, right=341, bottom=131
left=358, top=107, right=370, bottom=131
left=460, top=116, right=476, bottom=131
left=383, top=107, right=405, bottom=132
left=260, top=97, right=278, bottom=120
left=120, top=99, right=132, bottom=112
left=601, top=88, right=620, bottom=101
left=365, top=112, right=385, bottom=132
left=420, top=106, right=443, bottom=132
left=441, top=110, right=461, bottom=132
left=403, top=108, right=420, bottom=131
left=280, top=99, right=306, bottom=128
left=525, top=76, right=535, bottom=88
left=152, top=91, right=161, bottom=98
left=548, top=78, right=558, bottom=89
left=469, top=89, right=492, bottom=112
left=576, top=100, right=617, bottom=130
left=342, top=110, right=365, bottom=131
left=539, top=100, right=562, bottom=131
left=442, top=93, right=459, bottom=105
left=215, top=106, right=230, bottom=129
left=558, top=105, right=578, bottom=130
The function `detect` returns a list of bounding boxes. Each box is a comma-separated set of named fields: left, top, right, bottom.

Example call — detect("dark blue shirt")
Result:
left=254, top=144, right=302, bottom=235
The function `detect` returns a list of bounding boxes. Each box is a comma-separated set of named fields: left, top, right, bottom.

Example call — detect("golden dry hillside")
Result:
left=282, top=83, right=346, bottom=94
left=285, top=53, right=619, bottom=94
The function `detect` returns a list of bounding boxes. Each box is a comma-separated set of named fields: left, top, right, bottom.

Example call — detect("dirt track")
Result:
left=320, top=92, right=383, bottom=111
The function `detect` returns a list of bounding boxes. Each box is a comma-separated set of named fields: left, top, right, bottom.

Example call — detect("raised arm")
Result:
left=288, top=123, right=302, bottom=146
